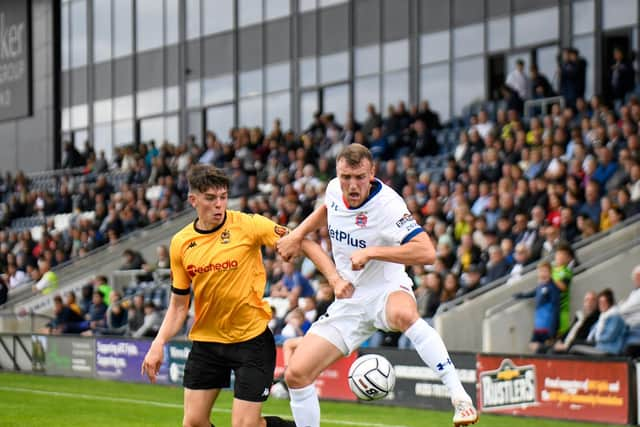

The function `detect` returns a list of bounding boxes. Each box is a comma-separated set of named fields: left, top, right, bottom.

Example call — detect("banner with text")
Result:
left=477, top=354, right=631, bottom=425
left=0, top=0, right=31, bottom=121
left=167, top=341, right=191, bottom=385
left=95, top=338, right=169, bottom=384
left=274, top=346, right=357, bottom=401
left=32, top=335, right=95, bottom=377
left=359, top=349, right=476, bottom=410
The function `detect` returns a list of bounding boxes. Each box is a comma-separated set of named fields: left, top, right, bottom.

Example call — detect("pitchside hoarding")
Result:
left=32, top=335, right=95, bottom=377
left=0, top=0, right=31, bottom=122
left=274, top=346, right=358, bottom=401
left=95, top=338, right=170, bottom=384
left=477, top=354, right=632, bottom=425
left=360, top=348, right=477, bottom=410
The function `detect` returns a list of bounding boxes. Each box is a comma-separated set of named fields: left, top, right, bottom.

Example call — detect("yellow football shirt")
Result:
left=170, top=210, right=288, bottom=343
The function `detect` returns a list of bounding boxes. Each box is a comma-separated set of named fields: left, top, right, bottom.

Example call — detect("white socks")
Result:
left=289, top=383, right=320, bottom=427
left=404, top=318, right=470, bottom=401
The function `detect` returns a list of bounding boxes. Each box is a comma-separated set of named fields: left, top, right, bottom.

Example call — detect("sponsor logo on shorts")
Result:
left=186, top=260, right=239, bottom=277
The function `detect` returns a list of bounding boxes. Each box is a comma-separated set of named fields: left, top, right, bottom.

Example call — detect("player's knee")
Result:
left=388, top=309, right=419, bottom=332
left=182, top=414, right=210, bottom=427
left=231, top=415, right=260, bottom=427
left=284, top=364, right=312, bottom=389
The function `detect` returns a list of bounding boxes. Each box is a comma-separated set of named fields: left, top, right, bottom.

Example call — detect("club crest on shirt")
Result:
left=355, top=212, right=368, bottom=228
left=220, top=229, right=231, bottom=244
left=274, top=225, right=289, bottom=237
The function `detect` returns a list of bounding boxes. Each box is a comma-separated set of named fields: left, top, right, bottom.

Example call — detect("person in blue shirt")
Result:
left=270, top=260, right=316, bottom=311
left=515, top=260, right=561, bottom=353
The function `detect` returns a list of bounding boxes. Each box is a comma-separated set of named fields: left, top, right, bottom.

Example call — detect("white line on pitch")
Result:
left=0, top=386, right=408, bottom=427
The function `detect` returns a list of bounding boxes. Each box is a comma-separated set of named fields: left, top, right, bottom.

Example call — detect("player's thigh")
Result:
left=183, top=388, right=221, bottom=427
left=286, top=333, right=344, bottom=385
left=232, top=328, right=277, bottom=402
left=383, top=289, right=419, bottom=331
left=231, top=398, right=265, bottom=427
left=183, top=341, right=232, bottom=390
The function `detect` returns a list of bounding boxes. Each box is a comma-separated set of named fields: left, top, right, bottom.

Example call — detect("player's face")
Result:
left=189, top=186, right=228, bottom=228
left=337, top=158, right=375, bottom=207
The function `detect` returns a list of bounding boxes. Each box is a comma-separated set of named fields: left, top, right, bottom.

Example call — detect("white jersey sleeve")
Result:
left=380, top=192, right=424, bottom=245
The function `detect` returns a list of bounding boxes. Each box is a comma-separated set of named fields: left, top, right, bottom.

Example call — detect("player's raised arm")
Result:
left=277, top=204, right=328, bottom=260
left=351, top=230, right=436, bottom=270
left=301, top=238, right=354, bottom=299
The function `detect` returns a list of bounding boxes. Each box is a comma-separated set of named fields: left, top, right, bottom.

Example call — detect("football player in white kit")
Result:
left=277, top=144, right=478, bottom=427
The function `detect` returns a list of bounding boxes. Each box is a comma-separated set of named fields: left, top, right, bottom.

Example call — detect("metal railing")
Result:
left=523, top=95, right=565, bottom=118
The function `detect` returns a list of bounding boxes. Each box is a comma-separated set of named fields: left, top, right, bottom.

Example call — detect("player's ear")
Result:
left=188, top=192, right=197, bottom=207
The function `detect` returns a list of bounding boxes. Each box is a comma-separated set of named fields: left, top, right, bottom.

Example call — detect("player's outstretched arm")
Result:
left=301, top=238, right=354, bottom=299
left=351, top=231, right=436, bottom=270
left=141, top=292, right=190, bottom=383
left=277, top=205, right=328, bottom=260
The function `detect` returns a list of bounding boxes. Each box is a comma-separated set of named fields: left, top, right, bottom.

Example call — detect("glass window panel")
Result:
left=355, top=45, right=380, bottom=77
left=94, top=123, right=113, bottom=161
left=299, top=0, right=316, bottom=12
left=266, top=92, right=291, bottom=132
left=383, top=39, right=408, bottom=72
left=94, top=99, right=113, bottom=123
left=266, top=62, right=291, bottom=92
left=354, top=76, right=380, bottom=122
left=266, top=0, right=290, bottom=20
left=514, top=7, right=558, bottom=47
left=114, top=0, right=133, bottom=58
left=187, top=80, right=202, bottom=107
left=62, top=107, right=71, bottom=131
left=114, top=120, right=134, bottom=146
left=186, top=0, right=201, bottom=40
left=137, top=88, right=164, bottom=117
left=62, top=3, right=70, bottom=70
left=203, top=0, right=234, bottom=35
left=166, top=0, right=179, bottom=45
left=300, top=91, right=318, bottom=131
left=73, top=129, right=89, bottom=152
left=320, top=51, right=349, bottom=85
left=453, top=56, right=485, bottom=116
left=188, top=111, right=203, bottom=146
left=166, top=86, right=179, bottom=112
left=203, top=74, right=235, bottom=104
left=454, top=23, right=484, bottom=58
left=603, top=0, right=637, bottom=30
left=420, top=63, right=450, bottom=121
left=70, top=0, right=87, bottom=67
left=137, top=0, right=164, bottom=52
left=140, top=116, right=165, bottom=143
left=239, top=0, right=263, bottom=27
left=420, top=31, right=450, bottom=65
left=382, top=70, right=409, bottom=111
left=573, top=35, right=594, bottom=101
left=319, top=0, right=347, bottom=7
left=113, top=95, right=133, bottom=120
left=71, top=104, right=88, bottom=129
left=323, top=84, right=349, bottom=125
left=93, top=0, right=112, bottom=62
left=536, top=45, right=559, bottom=91
left=166, top=115, right=179, bottom=144
left=240, top=69, right=263, bottom=97
left=239, top=96, right=263, bottom=128
left=488, top=17, right=510, bottom=52
left=299, top=57, right=317, bottom=87
left=206, top=104, right=235, bottom=141
left=572, top=0, right=594, bottom=36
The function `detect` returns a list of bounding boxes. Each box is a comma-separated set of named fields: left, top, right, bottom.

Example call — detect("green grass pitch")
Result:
left=0, top=372, right=615, bottom=426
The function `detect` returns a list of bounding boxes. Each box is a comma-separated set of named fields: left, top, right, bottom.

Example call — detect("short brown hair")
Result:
left=187, top=164, right=229, bottom=193
left=336, top=143, right=373, bottom=167
left=537, top=260, right=551, bottom=271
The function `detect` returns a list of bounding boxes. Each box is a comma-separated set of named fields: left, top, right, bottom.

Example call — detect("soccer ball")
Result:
left=348, top=354, right=395, bottom=401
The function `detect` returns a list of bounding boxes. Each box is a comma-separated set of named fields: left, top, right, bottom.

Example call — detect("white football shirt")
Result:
left=324, top=177, right=424, bottom=294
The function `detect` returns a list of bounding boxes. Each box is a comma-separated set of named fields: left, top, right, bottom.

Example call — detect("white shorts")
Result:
left=308, top=285, right=415, bottom=355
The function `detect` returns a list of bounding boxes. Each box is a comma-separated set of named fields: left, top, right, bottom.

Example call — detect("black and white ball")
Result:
left=348, top=354, right=396, bottom=401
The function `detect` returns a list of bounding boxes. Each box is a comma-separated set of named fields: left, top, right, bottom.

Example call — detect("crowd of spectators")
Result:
left=0, top=61, right=639, bottom=354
